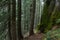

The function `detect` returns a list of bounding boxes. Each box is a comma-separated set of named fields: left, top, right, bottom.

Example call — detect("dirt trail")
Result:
left=24, top=33, right=45, bottom=40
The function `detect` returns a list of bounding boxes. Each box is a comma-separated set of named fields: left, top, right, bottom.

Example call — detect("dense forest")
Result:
left=0, top=0, right=60, bottom=40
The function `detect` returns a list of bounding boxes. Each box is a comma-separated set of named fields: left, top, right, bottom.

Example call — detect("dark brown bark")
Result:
left=29, top=0, right=36, bottom=36
left=10, top=0, right=17, bottom=40
left=8, top=0, right=12, bottom=40
left=17, top=0, right=23, bottom=40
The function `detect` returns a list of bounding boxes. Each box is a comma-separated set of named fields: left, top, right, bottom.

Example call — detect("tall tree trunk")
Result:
left=45, top=0, right=56, bottom=32
left=29, top=0, right=36, bottom=36
left=8, top=0, right=12, bottom=40
left=10, top=0, right=17, bottom=40
left=17, top=0, right=23, bottom=40
left=40, top=0, right=56, bottom=33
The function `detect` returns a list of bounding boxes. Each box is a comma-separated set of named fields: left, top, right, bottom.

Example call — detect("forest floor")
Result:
left=24, top=25, right=59, bottom=40
left=24, top=33, right=45, bottom=40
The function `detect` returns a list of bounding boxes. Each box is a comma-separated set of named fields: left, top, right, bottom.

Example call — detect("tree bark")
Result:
left=40, top=0, right=56, bottom=33
left=8, top=0, right=12, bottom=40
left=17, top=0, right=23, bottom=40
left=29, top=0, right=36, bottom=36
left=10, top=0, right=17, bottom=40
left=44, top=0, right=56, bottom=32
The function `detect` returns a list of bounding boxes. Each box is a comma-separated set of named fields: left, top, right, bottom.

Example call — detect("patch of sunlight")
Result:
left=42, top=2, right=44, bottom=5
